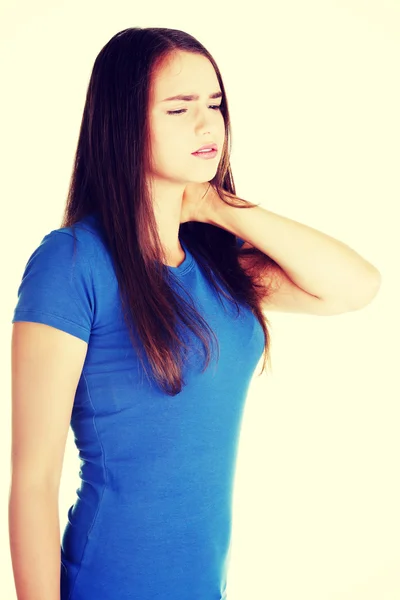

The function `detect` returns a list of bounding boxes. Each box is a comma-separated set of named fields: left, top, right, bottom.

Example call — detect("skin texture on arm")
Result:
left=185, top=182, right=381, bottom=315
left=9, top=321, right=88, bottom=599
left=9, top=485, right=61, bottom=600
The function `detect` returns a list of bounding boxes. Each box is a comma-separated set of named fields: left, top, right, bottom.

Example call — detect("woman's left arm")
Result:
left=201, top=186, right=381, bottom=311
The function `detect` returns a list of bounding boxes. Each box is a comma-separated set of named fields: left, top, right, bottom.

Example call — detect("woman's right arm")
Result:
left=9, top=321, right=88, bottom=600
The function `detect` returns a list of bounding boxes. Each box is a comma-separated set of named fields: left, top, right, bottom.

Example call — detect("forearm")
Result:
left=9, top=482, right=61, bottom=600
left=207, top=193, right=381, bottom=306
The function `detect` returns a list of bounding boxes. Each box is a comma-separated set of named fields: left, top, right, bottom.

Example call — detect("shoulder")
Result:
left=39, top=215, right=106, bottom=268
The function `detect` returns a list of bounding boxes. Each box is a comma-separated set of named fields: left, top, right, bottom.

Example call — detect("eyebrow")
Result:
left=161, top=91, right=223, bottom=102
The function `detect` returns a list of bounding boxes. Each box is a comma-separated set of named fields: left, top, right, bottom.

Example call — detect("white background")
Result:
left=2, top=1, right=399, bottom=598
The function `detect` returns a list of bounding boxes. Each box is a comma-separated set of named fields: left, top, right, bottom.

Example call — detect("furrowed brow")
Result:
left=161, top=91, right=223, bottom=102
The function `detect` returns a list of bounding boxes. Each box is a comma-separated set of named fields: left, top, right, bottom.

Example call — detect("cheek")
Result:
left=152, top=118, right=182, bottom=147
left=150, top=131, right=190, bottom=175
left=154, top=120, right=190, bottom=157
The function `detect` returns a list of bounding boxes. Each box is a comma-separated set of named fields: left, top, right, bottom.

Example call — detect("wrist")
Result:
left=204, top=189, right=248, bottom=232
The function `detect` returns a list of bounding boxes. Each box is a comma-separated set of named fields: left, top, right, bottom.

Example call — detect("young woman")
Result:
left=9, top=27, right=380, bottom=600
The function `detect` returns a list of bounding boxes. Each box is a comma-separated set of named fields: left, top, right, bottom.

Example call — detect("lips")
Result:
left=192, top=143, right=218, bottom=154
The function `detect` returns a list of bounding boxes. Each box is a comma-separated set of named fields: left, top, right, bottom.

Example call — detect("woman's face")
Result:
left=148, top=51, right=226, bottom=185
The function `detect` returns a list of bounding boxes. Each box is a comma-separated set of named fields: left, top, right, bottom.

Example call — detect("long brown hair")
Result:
left=60, top=27, right=277, bottom=396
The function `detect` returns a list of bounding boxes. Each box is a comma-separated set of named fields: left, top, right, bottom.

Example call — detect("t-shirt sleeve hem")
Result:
left=12, top=310, right=91, bottom=343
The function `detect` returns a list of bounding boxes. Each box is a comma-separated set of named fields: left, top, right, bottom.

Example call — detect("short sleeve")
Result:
left=11, top=230, right=94, bottom=343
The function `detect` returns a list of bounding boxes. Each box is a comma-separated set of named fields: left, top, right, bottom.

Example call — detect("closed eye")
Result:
left=167, top=105, right=222, bottom=115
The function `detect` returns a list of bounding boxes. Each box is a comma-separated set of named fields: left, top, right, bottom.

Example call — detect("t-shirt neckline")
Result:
left=83, top=213, right=195, bottom=277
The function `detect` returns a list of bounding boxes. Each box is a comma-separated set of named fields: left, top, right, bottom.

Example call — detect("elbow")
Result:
left=348, top=270, right=382, bottom=311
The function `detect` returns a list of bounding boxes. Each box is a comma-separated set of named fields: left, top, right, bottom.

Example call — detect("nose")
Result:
left=194, top=106, right=216, bottom=131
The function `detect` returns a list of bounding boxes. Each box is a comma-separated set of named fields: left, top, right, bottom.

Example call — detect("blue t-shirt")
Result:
left=11, top=215, right=264, bottom=600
